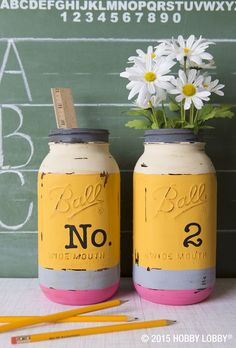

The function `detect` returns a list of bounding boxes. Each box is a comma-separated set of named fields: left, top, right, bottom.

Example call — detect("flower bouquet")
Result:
left=120, top=35, right=234, bottom=133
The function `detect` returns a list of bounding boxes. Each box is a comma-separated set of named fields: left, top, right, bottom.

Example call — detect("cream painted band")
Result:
left=38, top=264, right=120, bottom=291
left=133, top=265, right=215, bottom=290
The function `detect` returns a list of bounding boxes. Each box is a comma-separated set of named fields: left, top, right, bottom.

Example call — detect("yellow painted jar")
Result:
left=133, top=129, right=217, bottom=305
left=38, top=128, right=120, bottom=305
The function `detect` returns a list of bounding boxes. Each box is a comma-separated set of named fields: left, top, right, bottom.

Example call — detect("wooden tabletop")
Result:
left=0, top=278, right=235, bottom=348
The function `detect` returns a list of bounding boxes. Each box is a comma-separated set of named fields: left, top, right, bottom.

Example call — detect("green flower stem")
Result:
left=184, top=56, right=187, bottom=73
left=149, top=101, right=159, bottom=128
left=161, top=101, right=168, bottom=127
left=194, top=110, right=199, bottom=124
left=180, top=101, right=183, bottom=121
left=181, top=101, right=185, bottom=123
left=190, top=104, right=195, bottom=125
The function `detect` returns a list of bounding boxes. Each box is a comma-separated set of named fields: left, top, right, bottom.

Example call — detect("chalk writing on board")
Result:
left=0, top=170, right=33, bottom=230
left=0, top=1, right=235, bottom=26
left=60, top=11, right=182, bottom=24
left=0, top=1, right=235, bottom=13
left=0, top=39, right=32, bottom=101
left=0, top=39, right=34, bottom=230
left=1, top=105, right=34, bottom=169
left=0, top=108, right=3, bottom=168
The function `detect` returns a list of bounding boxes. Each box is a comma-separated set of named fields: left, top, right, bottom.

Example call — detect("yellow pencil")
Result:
left=11, top=319, right=176, bottom=344
left=0, top=299, right=127, bottom=333
left=0, top=315, right=135, bottom=323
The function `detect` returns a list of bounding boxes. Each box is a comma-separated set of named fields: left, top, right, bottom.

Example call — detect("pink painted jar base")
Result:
left=134, top=282, right=214, bottom=305
left=40, top=282, right=119, bottom=305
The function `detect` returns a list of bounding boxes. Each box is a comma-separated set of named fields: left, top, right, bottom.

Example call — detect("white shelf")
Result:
left=0, top=278, right=235, bottom=348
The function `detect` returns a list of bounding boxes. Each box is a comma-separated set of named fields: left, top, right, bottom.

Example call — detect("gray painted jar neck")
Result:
left=49, top=128, right=109, bottom=144
left=144, top=129, right=198, bottom=143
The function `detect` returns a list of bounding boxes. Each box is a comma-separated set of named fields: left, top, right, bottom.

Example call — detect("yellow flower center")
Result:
left=144, top=71, right=156, bottom=82
left=151, top=52, right=156, bottom=58
left=203, top=83, right=209, bottom=88
left=183, top=47, right=190, bottom=54
left=182, top=84, right=196, bottom=97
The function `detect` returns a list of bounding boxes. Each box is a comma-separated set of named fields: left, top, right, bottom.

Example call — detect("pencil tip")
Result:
left=127, top=316, right=139, bottom=322
left=167, top=320, right=177, bottom=325
left=120, top=300, right=129, bottom=304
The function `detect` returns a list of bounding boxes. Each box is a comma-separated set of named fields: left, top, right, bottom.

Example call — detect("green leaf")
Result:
left=166, top=117, right=181, bottom=128
left=213, top=105, right=234, bottom=119
left=126, top=108, right=151, bottom=117
left=197, top=104, right=234, bottom=122
left=169, top=99, right=180, bottom=112
left=184, top=124, right=195, bottom=129
left=154, top=109, right=165, bottom=126
left=126, top=109, right=143, bottom=116
left=197, top=104, right=215, bottom=121
left=151, top=123, right=160, bottom=129
left=199, top=104, right=214, bottom=114
left=217, top=104, right=235, bottom=111
left=198, top=125, right=215, bottom=129
left=125, top=119, right=151, bottom=129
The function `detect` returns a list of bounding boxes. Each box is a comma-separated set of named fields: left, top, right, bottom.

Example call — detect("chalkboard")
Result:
left=0, top=1, right=235, bottom=277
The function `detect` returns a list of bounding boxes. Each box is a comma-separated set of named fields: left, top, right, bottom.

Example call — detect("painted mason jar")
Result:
left=133, top=129, right=217, bottom=305
left=38, top=128, right=120, bottom=305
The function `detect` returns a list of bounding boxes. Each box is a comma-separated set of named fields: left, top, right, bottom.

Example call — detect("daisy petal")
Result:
left=178, top=35, right=185, bottom=47
left=179, top=70, right=187, bottom=84
left=214, top=90, right=224, bottom=96
left=201, top=52, right=214, bottom=60
left=184, top=98, right=192, bottom=110
left=188, top=69, right=197, bottom=83
left=192, top=96, right=203, bottom=109
left=176, top=95, right=184, bottom=102
left=148, top=82, right=156, bottom=94
left=186, top=35, right=195, bottom=48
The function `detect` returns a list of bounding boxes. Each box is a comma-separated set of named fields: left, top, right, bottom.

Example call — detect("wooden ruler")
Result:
left=51, top=88, right=78, bottom=128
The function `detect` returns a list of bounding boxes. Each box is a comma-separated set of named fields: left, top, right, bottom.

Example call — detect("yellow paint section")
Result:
left=38, top=172, right=120, bottom=270
left=133, top=173, right=217, bottom=270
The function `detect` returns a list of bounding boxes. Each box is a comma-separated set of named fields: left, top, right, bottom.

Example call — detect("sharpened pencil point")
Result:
left=120, top=300, right=129, bottom=304
left=127, top=316, right=138, bottom=322
left=166, top=320, right=177, bottom=325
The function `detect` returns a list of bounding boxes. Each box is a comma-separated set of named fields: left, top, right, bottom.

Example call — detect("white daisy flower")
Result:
left=202, top=75, right=224, bottom=96
left=135, top=88, right=167, bottom=109
left=160, top=35, right=214, bottom=66
left=120, top=53, right=175, bottom=106
left=188, top=60, right=216, bottom=70
left=169, top=69, right=211, bottom=110
left=128, top=44, right=170, bottom=64
left=128, top=46, right=155, bottom=63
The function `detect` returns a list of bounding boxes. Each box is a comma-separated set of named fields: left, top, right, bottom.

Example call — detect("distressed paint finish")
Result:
left=133, top=134, right=217, bottom=305
left=133, top=265, right=215, bottom=290
left=38, top=141, right=120, bottom=305
left=39, top=264, right=120, bottom=290
left=40, top=283, right=119, bottom=306
left=133, top=283, right=214, bottom=305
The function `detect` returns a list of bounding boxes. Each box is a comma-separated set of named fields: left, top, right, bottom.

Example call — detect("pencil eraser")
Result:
left=11, top=336, right=17, bottom=344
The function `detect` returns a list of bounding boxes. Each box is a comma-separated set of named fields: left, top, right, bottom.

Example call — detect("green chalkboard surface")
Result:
left=0, top=1, right=235, bottom=277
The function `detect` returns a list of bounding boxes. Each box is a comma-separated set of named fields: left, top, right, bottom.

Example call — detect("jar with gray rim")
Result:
left=38, top=128, right=120, bottom=305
